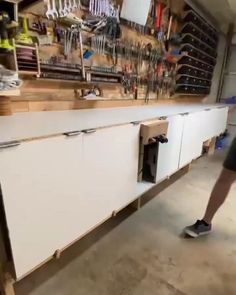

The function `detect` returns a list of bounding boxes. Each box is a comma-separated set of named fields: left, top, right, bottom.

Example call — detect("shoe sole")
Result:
left=184, top=228, right=211, bottom=238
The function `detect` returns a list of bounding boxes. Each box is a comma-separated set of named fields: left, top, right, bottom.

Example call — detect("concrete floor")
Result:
left=15, top=152, right=236, bottom=295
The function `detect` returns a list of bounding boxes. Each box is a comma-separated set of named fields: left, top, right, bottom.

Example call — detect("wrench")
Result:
left=64, top=29, right=72, bottom=57
left=64, top=30, right=68, bottom=56
left=101, top=0, right=104, bottom=15
left=63, top=0, right=70, bottom=15
left=89, top=0, right=94, bottom=13
left=95, top=0, right=99, bottom=15
left=93, top=0, right=96, bottom=15
left=99, top=36, right=102, bottom=54
left=92, top=36, right=96, bottom=52
left=105, top=0, right=110, bottom=16
left=106, top=0, right=110, bottom=16
left=51, top=0, right=59, bottom=18
left=58, top=0, right=65, bottom=17
left=46, top=0, right=55, bottom=19
left=68, top=0, right=73, bottom=12
left=100, top=36, right=103, bottom=54
left=116, top=5, right=120, bottom=22
left=98, top=0, right=102, bottom=15
left=94, top=36, right=99, bottom=53
left=72, top=0, right=77, bottom=11
left=103, top=35, right=106, bottom=55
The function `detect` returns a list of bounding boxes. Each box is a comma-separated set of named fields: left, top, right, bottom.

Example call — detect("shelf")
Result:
left=183, top=22, right=217, bottom=45
left=41, top=64, right=82, bottom=74
left=19, top=70, right=39, bottom=76
left=181, top=54, right=214, bottom=70
left=174, top=93, right=205, bottom=97
left=187, top=51, right=215, bottom=67
left=178, top=64, right=212, bottom=75
left=0, top=89, right=21, bottom=97
left=176, top=74, right=211, bottom=82
left=183, top=10, right=218, bottom=41
left=182, top=34, right=217, bottom=58
left=189, top=22, right=217, bottom=45
left=166, top=54, right=188, bottom=64
left=177, top=64, right=213, bottom=75
left=181, top=43, right=216, bottom=63
left=175, top=87, right=210, bottom=95
left=178, top=56, right=214, bottom=73
left=181, top=22, right=217, bottom=48
left=176, top=83, right=210, bottom=89
left=35, top=78, right=121, bottom=88
left=176, top=75, right=211, bottom=87
left=89, top=71, right=122, bottom=78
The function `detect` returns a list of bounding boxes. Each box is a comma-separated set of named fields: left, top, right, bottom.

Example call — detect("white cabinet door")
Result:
left=215, top=107, right=228, bottom=135
left=198, top=107, right=228, bottom=142
left=0, top=135, right=85, bottom=279
left=82, top=124, right=139, bottom=214
left=179, top=112, right=203, bottom=169
left=156, top=115, right=184, bottom=183
left=200, top=109, right=216, bottom=142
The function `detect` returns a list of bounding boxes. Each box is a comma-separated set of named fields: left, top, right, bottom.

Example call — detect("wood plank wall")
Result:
left=7, top=0, right=205, bottom=113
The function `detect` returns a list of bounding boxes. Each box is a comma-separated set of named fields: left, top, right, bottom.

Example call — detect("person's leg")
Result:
left=202, top=168, right=236, bottom=224
left=184, top=137, right=236, bottom=238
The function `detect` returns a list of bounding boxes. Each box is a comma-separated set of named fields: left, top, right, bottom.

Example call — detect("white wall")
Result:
left=221, top=44, right=236, bottom=99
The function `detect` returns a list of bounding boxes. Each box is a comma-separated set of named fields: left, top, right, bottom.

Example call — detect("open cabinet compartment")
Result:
left=138, top=119, right=169, bottom=183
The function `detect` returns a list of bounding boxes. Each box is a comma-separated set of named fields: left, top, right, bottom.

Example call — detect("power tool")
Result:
left=0, top=11, right=14, bottom=52
left=16, top=16, right=33, bottom=45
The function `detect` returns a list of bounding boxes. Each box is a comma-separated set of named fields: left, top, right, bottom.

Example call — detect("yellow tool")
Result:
left=16, top=16, right=33, bottom=44
left=0, top=11, right=14, bottom=52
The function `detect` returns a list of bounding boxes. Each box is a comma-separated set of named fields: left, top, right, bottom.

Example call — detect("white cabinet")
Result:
left=200, top=107, right=228, bottom=142
left=0, top=135, right=85, bottom=279
left=179, top=112, right=203, bottom=169
left=215, top=107, right=228, bottom=135
left=82, top=124, right=140, bottom=213
left=0, top=106, right=229, bottom=280
left=178, top=107, right=228, bottom=169
left=200, top=109, right=216, bottom=142
left=0, top=124, right=140, bottom=279
left=156, top=115, right=184, bottom=183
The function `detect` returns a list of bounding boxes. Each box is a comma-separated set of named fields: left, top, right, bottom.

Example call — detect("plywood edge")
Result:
left=11, top=97, right=204, bottom=113
left=204, top=137, right=217, bottom=155
left=0, top=273, right=15, bottom=295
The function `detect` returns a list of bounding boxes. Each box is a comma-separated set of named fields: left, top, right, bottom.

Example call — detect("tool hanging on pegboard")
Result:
left=45, top=0, right=81, bottom=19
left=89, top=0, right=120, bottom=18
left=91, top=35, right=106, bottom=54
left=63, top=25, right=81, bottom=57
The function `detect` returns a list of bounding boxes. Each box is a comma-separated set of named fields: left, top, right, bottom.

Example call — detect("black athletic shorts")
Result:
left=224, top=137, right=236, bottom=171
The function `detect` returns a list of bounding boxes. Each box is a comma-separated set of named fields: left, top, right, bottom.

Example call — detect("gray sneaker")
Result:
left=184, top=220, right=212, bottom=238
